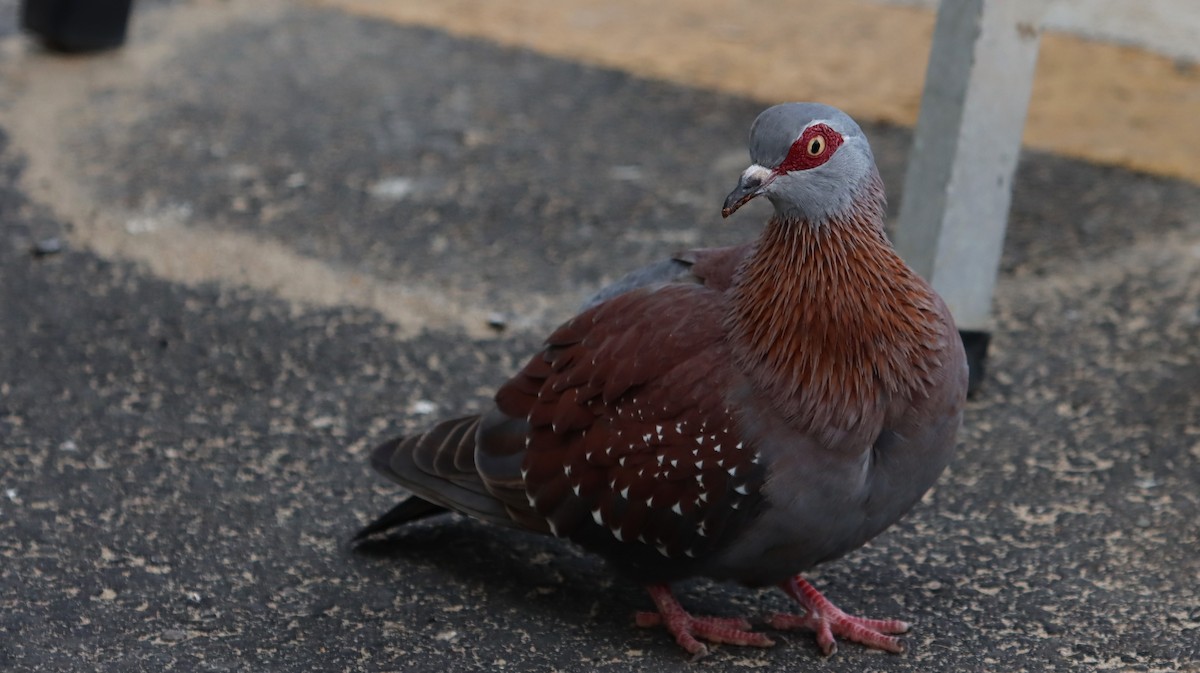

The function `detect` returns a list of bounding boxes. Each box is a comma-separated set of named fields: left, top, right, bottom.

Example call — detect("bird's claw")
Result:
left=640, top=584, right=775, bottom=659
left=768, top=609, right=908, bottom=656
left=773, top=576, right=910, bottom=656
left=637, top=610, right=775, bottom=659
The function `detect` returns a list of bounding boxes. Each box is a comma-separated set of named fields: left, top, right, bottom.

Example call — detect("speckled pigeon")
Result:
left=356, top=102, right=968, bottom=659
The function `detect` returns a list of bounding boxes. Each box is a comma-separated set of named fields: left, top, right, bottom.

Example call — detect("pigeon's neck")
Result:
left=727, top=199, right=945, bottom=431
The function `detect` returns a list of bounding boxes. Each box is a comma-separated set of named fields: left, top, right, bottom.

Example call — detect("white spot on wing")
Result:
left=592, top=509, right=603, bottom=525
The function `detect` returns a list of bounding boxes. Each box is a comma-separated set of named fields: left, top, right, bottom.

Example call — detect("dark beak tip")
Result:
left=721, top=190, right=754, bottom=219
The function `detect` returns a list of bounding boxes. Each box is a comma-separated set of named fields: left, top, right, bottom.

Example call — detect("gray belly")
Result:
left=705, top=421, right=959, bottom=587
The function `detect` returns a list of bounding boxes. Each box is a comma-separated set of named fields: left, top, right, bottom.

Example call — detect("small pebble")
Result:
left=608, top=165, right=644, bottom=181
left=160, top=629, right=187, bottom=642
left=32, top=237, right=63, bottom=257
left=368, top=177, right=415, bottom=201
left=486, top=312, right=508, bottom=331
left=409, top=400, right=437, bottom=415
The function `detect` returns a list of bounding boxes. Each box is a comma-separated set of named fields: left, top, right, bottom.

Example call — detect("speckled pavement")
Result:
left=1, top=2, right=1198, bottom=672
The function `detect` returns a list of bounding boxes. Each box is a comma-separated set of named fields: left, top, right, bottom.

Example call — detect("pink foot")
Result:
left=769, top=576, right=910, bottom=656
left=638, top=584, right=775, bottom=659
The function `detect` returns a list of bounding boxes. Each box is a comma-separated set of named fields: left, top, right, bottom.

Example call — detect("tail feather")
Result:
left=353, top=495, right=448, bottom=541
left=361, top=416, right=521, bottom=535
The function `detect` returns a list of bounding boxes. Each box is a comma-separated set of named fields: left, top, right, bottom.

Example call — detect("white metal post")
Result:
left=895, top=0, right=1050, bottom=333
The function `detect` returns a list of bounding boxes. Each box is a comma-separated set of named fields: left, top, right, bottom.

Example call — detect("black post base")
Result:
left=959, top=329, right=990, bottom=398
left=20, top=0, right=134, bottom=53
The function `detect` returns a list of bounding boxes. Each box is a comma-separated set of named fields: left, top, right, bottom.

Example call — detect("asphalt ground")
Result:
left=1, top=2, right=1198, bottom=672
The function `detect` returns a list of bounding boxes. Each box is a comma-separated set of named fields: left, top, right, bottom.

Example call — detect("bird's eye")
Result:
left=776, top=124, right=843, bottom=173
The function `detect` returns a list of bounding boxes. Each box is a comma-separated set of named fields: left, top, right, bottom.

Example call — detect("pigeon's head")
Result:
left=722, top=103, right=882, bottom=224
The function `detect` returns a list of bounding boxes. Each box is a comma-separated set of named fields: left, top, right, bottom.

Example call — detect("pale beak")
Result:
left=722, top=164, right=773, bottom=218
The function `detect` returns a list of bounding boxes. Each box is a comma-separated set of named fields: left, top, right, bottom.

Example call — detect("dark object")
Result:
left=959, top=329, right=990, bottom=397
left=31, top=237, right=63, bottom=257
left=20, top=0, right=134, bottom=53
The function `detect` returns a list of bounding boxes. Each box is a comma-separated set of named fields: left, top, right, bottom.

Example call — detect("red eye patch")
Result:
left=775, top=123, right=844, bottom=174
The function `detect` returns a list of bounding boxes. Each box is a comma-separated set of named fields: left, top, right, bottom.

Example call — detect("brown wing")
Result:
left=675, top=243, right=754, bottom=292
left=489, top=283, right=767, bottom=578
left=578, top=243, right=754, bottom=311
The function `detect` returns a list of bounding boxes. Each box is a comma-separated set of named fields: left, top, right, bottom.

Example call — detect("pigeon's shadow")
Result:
left=345, top=513, right=815, bottom=659
left=348, top=513, right=647, bottom=633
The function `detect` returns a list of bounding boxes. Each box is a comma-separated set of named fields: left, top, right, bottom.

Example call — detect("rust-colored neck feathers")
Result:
left=727, top=177, right=946, bottom=431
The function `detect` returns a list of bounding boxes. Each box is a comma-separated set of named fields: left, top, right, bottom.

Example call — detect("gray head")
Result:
left=722, top=103, right=883, bottom=224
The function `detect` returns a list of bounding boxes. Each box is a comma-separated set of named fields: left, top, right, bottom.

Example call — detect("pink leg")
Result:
left=768, top=576, right=910, bottom=656
left=636, top=583, right=775, bottom=659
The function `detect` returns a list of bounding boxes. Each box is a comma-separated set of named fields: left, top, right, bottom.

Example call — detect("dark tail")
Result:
left=353, top=492, right=449, bottom=541
left=355, top=416, right=519, bottom=541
